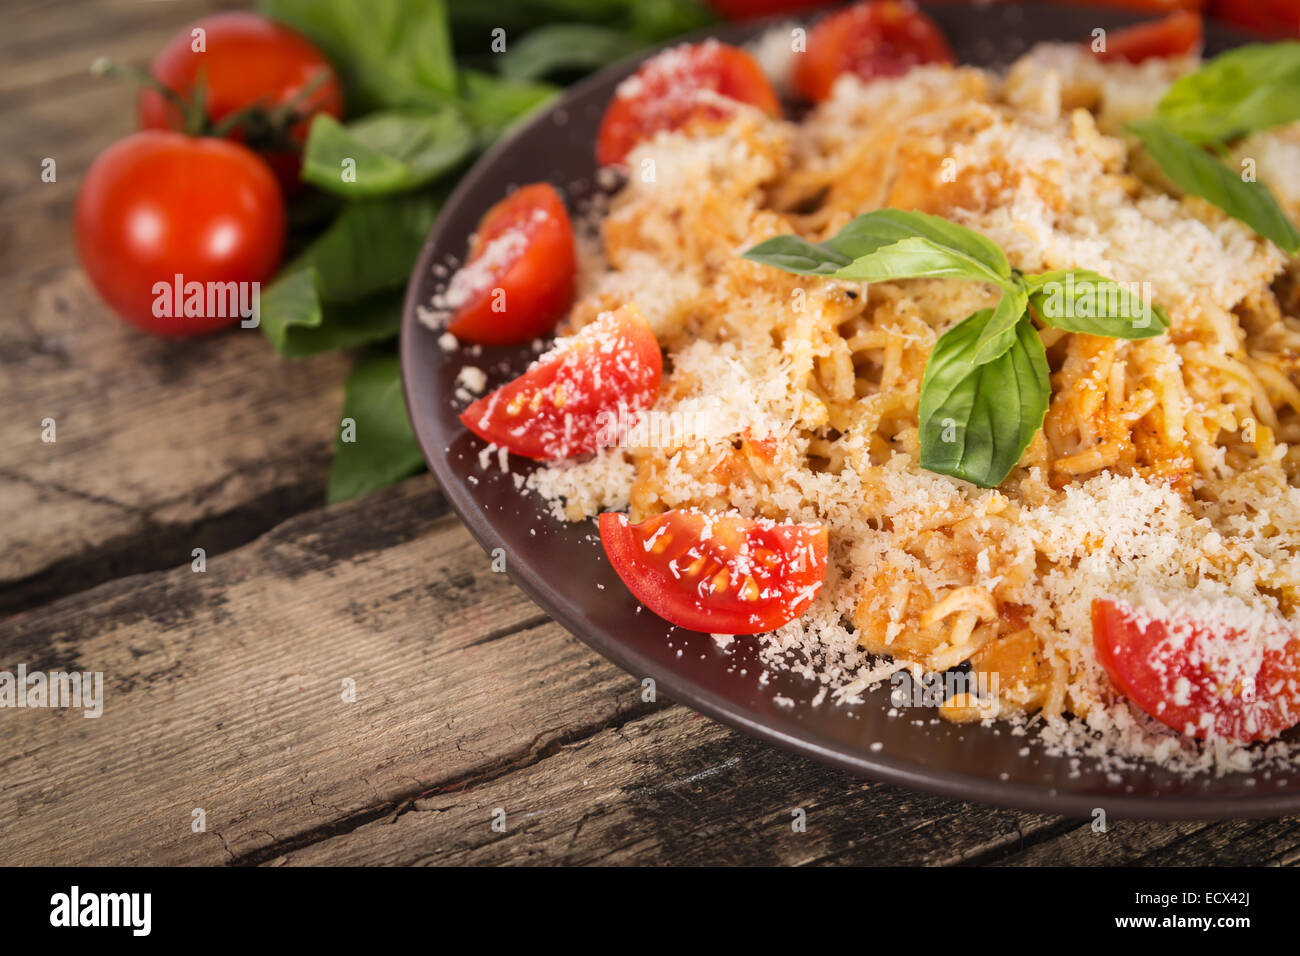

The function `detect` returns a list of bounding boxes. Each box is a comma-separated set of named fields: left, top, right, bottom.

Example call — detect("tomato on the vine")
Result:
left=138, top=11, right=343, bottom=194
left=596, top=40, right=780, bottom=167
left=75, top=131, right=286, bottom=337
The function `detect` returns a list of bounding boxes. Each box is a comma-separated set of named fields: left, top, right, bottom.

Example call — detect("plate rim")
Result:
left=400, top=4, right=1300, bottom=820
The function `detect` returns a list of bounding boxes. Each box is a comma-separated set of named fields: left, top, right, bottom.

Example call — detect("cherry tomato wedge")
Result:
left=444, top=183, right=576, bottom=346
left=596, top=40, right=780, bottom=167
left=600, top=510, right=829, bottom=634
left=794, top=1, right=955, bottom=103
left=708, top=0, right=827, bottom=19
left=1209, top=0, right=1300, bottom=38
left=1093, top=10, right=1203, bottom=63
left=139, top=12, right=343, bottom=195
left=459, top=304, right=661, bottom=460
left=1092, top=597, right=1300, bottom=741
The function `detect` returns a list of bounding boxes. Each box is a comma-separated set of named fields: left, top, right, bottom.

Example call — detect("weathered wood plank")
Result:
left=0, top=0, right=231, bottom=277
left=994, top=818, right=1300, bottom=866
left=0, top=265, right=353, bottom=613
left=0, top=477, right=651, bottom=865
left=270, top=705, right=1077, bottom=866
left=270, top=702, right=1300, bottom=866
left=5, top=474, right=1300, bottom=865
left=0, top=1, right=227, bottom=105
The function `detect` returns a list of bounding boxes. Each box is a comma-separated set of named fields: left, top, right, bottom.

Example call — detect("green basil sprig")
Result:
left=499, top=24, right=644, bottom=81
left=1128, top=43, right=1300, bottom=256
left=919, top=308, right=1049, bottom=488
left=257, top=0, right=718, bottom=502
left=743, top=210, right=1168, bottom=489
left=328, top=351, right=426, bottom=504
left=1152, top=42, right=1300, bottom=146
left=260, top=192, right=443, bottom=357
left=1129, top=119, right=1300, bottom=255
left=302, top=109, right=475, bottom=197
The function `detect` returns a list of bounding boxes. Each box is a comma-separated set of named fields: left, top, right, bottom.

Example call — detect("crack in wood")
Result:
left=944, top=817, right=1083, bottom=866
left=0, top=474, right=449, bottom=619
left=229, top=697, right=675, bottom=866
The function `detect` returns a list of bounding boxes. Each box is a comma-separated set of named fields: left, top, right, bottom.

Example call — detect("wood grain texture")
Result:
left=0, top=477, right=645, bottom=865
left=0, top=265, right=352, bottom=613
left=270, top=702, right=1300, bottom=867
left=271, top=706, right=1077, bottom=866
left=3, top=474, right=1297, bottom=866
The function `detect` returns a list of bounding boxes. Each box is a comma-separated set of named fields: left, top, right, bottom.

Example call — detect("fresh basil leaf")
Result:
left=281, top=192, right=442, bottom=305
left=500, top=24, right=642, bottom=81
left=831, top=210, right=1012, bottom=282
left=1129, top=119, right=1300, bottom=255
left=328, top=350, right=425, bottom=503
left=259, top=268, right=320, bottom=354
left=1156, top=42, right=1300, bottom=144
left=826, top=238, right=998, bottom=286
left=446, top=0, right=713, bottom=45
left=740, top=234, right=853, bottom=275
left=625, top=0, right=715, bottom=40
left=302, top=110, right=474, bottom=197
left=1025, top=269, right=1169, bottom=338
left=461, top=70, right=559, bottom=143
left=970, top=284, right=1029, bottom=366
left=260, top=194, right=438, bottom=355
left=833, top=236, right=1009, bottom=286
left=260, top=270, right=405, bottom=357
left=262, top=0, right=457, bottom=112
left=919, top=310, right=1049, bottom=489
left=743, top=209, right=1013, bottom=286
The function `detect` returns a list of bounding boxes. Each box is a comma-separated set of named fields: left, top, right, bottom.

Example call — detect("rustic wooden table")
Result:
left=3, top=0, right=1299, bottom=867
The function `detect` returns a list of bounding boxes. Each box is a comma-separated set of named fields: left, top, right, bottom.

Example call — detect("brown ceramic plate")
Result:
left=401, top=4, right=1298, bottom=819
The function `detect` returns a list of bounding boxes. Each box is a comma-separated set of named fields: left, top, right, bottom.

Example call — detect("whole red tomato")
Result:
left=138, top=11, right=343, bottom=194
left=75, top=131, right=286, bottom=337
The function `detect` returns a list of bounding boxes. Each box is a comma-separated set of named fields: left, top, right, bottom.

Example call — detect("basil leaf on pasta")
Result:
left=970, top=283, right=1029, bottom=366
left=1155, top=42, right=1300, bottom=144
left=828, top=209, right=1013, bottom=282
left=740, top=234, right=852, bottom=275
left=919, top=309, right=1049, bottom=489
left=743, top=209, right=1014, bottom=286
left=833, top=236, right=1009, bottom=285
left=1025, top=270, right=1169, bottom=338
left=1130, top=119, right=1300, bottom=255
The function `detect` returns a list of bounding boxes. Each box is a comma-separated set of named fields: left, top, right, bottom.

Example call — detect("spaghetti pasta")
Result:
left=525, top=45, right=1300, bottom=772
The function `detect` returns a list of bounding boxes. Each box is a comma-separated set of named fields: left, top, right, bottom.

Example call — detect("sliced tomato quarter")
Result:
left=794, top=1, right=955, bottom=103
left=459, top=303, right=662, bottom=460
left=707, top=0, right=828, bottom=19
left=1092, top=597, right=1300, bottom=742
left=1093, top=10, right=1203, bottom=63
left=444, top=183, right=576, bottom=346
left=1210, top=0, right=1300, bottom=38
left=599, top=510, right=829, bottom=634
left=595, top=40, right=780, bottom=167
